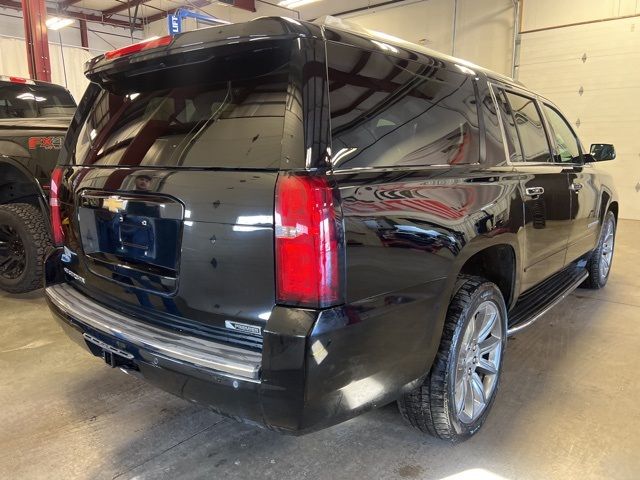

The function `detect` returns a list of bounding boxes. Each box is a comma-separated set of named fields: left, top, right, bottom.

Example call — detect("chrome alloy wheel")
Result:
left=599, top=218, right=615, bottom=282
left=454, top=300, right=503, bottom=424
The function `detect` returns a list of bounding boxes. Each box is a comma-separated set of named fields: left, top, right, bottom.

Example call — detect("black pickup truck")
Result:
left=43, top=18, right=618, bottom=441
left=0, top=76, right=76, bottom=292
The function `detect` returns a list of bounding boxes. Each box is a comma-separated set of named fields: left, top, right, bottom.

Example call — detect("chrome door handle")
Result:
left=569, top=183, right=583, bottom=192
left=525, top=186, right=545, bottom=197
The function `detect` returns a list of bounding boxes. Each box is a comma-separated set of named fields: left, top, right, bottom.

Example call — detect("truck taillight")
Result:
left=274, top=174, right=344, bottom=308
left=49, top=167, right=64, bottom=246
left=0, top=75, right=34, bottom=85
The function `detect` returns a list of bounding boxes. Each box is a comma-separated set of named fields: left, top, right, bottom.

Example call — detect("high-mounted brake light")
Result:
left=49, top=167, right=64, bottom=246
left=0, top=75, right=35, bottom=85
left=275, top=174, right=343, bottom=308
left=104, top=35, right=173, bottom=60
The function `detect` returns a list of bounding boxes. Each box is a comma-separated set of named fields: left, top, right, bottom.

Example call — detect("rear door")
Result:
left=494, top=86, right=572, bottom=291
left=540, top=102, right=600, bottom=263
left=56, top=40, right=299, bottom=349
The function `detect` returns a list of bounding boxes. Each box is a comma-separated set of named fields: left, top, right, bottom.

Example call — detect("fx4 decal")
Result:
left=28, top=136, right=63, bottom=150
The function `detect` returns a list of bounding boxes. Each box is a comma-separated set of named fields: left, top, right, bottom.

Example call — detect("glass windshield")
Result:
left=0, top=83, right=76, bottom=119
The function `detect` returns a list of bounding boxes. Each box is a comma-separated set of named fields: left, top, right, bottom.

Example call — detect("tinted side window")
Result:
left=478, top=84, right=509, bottom=164
left=542, top=104, right=581, bottom=163
left=493, top=88, right=524, bottom=162
left=328, top=43, right=479, bottom=169
left=504, top=91, right=552, bottom=163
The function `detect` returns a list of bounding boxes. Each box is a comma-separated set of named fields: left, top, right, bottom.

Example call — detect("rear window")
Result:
left=0, top=83, right=76, bottom=118
left=328, top=43, right=480, bottom=169
left=72, top=63, right=289, bottom=169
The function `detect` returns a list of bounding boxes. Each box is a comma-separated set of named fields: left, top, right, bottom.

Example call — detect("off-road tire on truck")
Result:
left=581, top=211, right=616, bottom=290
left=398, top=275, right=508, bottom=442
left=0, top=203, right=52, bottom=293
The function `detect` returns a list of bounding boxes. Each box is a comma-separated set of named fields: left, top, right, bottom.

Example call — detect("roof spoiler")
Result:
left=84, top=17, right=323, bottom=79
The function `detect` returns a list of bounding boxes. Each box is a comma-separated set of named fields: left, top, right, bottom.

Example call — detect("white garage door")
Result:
left=518, top=16, right=640, bottom=219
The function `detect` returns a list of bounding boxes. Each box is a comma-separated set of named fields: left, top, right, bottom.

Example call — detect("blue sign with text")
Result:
left=168, top=14, right=181, bottom=34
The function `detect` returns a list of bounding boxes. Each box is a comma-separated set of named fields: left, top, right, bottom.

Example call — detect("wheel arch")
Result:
left=0, top=157, right=49, bottom=221
left=453, top=236, right=520, bottom=310
left=598, top=186, right=619, bottom=223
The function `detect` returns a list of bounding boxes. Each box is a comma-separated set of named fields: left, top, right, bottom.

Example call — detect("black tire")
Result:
left=398, top=275, right=507, bottom=442
left=581, top=211, right=616, bottom=290
left=0, top=203, right=51, bottom=293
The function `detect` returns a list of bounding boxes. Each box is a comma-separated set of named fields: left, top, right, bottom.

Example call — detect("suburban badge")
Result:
left=225, top=320, right=262, bottom=336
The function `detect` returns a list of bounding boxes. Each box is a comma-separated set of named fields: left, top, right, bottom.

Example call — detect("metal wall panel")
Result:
left=343, top=0, right=516, bottom=76
left=519, top=16, right=640, bottom=219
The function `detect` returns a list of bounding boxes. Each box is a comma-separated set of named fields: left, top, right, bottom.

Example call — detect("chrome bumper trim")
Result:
left=46, top=283, right=262, bottom=381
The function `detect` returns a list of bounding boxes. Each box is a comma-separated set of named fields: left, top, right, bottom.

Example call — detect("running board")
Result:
left=507, top=266, right=589, bottom=336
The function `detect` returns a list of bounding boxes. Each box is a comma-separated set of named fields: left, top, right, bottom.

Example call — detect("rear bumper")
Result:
left=46, top=283, right=261, bottom=380
left=45, top=249, right=445, bottom=434
left=46, top=283, right=284, bottom=430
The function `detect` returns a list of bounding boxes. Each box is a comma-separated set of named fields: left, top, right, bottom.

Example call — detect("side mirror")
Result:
left=587, top=143, right=616, bottom=162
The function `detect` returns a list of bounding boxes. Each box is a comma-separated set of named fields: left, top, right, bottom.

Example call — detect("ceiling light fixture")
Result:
left=46, top=17, right=75, bottom=30
left=278, top=0, right=321, bottom=9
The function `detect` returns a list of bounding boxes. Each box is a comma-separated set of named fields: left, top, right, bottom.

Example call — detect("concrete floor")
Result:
left=1, top=221, right=640, bottom=480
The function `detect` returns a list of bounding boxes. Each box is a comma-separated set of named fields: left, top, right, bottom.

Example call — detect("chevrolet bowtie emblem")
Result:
left=102, top=196, right=127, bottom=213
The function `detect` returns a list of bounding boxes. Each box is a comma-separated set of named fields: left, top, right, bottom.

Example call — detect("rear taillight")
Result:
left=275, top=174, right=344, bottom=308
left=49, top=167, right=64, bottom=246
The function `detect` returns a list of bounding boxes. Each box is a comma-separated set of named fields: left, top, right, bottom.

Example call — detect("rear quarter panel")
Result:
left=302, top=165, right=523, bottom=420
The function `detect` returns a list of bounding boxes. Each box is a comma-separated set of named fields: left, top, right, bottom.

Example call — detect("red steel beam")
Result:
left=69, top=10, right=142, bottom=29
left=145, top=6, right=178, bottom=24
left=144, top=0, right=254, bottom=24
left=79, top=19, right=89, bottom=49
left=21, top=0, right=51, bottom=81
left=0, top=0, right=143, bottom=29
left=59, top=0, right=81, bottom=8
left=233, top=0, right=255, bottom=12
left=103, top=0, right=152, bottom=16
left=219, top=0, right=254, bottom=11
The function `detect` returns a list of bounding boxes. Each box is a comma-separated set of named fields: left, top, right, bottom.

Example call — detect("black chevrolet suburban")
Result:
left=44, top=17, right=618, bottom=441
